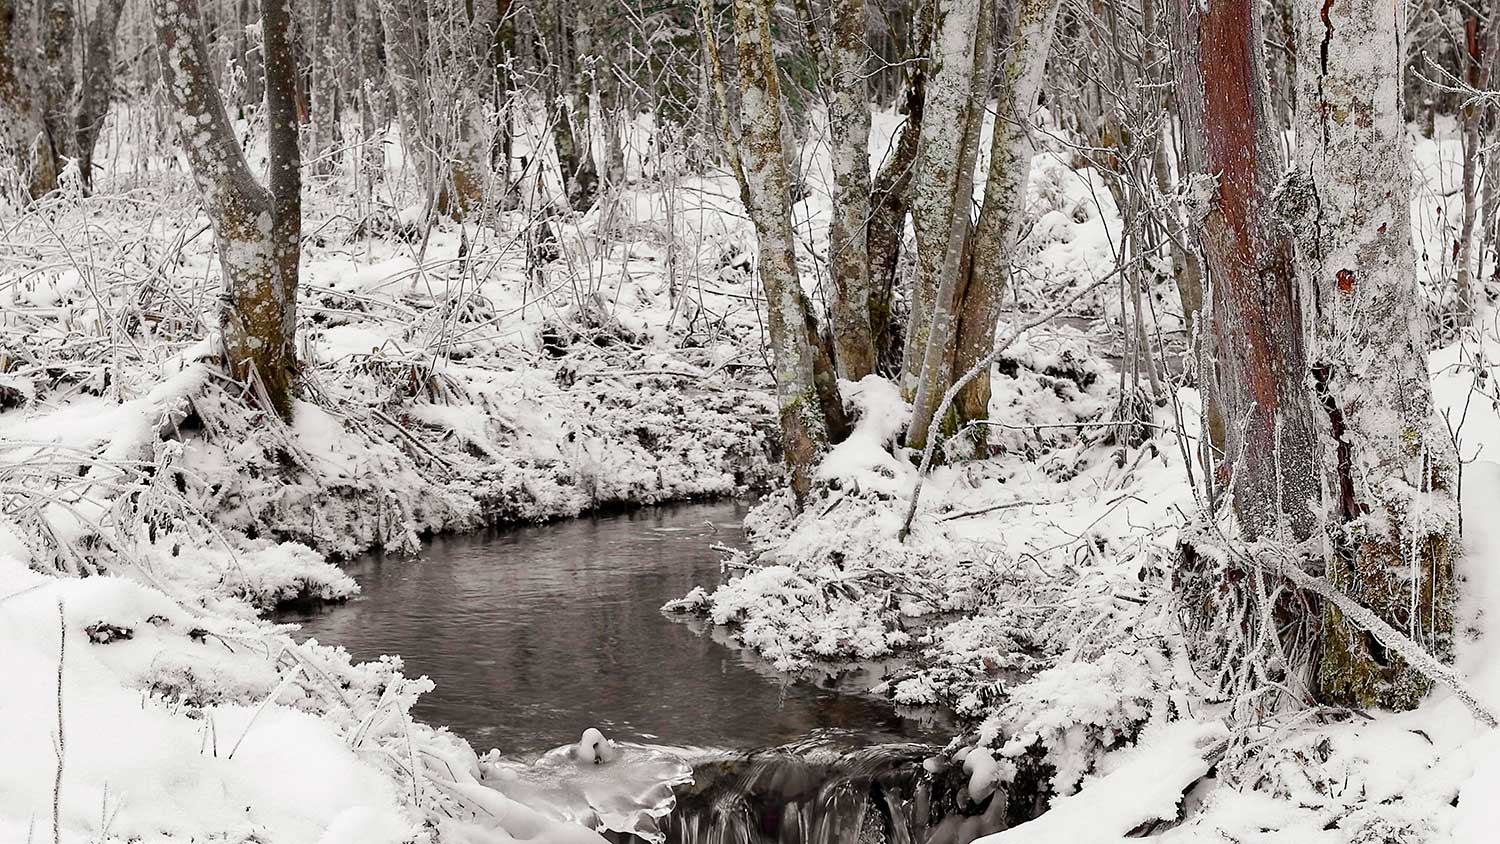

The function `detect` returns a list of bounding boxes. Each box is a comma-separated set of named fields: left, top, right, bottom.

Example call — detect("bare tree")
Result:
left=153, top=0, right=302, bottom=418
left=903, top=0, right=990, bottom=449
left=726, top=0, right=829, bottom=506
left=951, top=0, right=1064, bottom=426
left=825, top=0, right=878, bottom=381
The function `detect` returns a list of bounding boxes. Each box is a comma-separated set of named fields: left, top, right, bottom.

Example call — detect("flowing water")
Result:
left=276, top=499, right=1020, bottom=844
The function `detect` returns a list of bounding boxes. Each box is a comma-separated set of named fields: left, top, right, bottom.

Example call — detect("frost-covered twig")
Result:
left=52, top=601, right=65, bottom=844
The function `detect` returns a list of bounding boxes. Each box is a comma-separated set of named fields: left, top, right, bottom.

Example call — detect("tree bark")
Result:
left=73, top=0, right=127, bottom=192
left=732, top=0, right=829, bottom=506
left=951, top=0, right=1063, bottom=427
left=0, top=0, right=58, bottom=200
left=153, top=0, right=301, bottom=419
left=1169, top=0, right=1321, bottom=542
left=904, top=0, right=991, bottom=449
left=826, top=0, right=877, bottom=381
left=1293, top=0, right=1460, bottom=710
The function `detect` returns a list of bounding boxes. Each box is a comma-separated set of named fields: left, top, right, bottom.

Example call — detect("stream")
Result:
left=274, top=499, right=1010, bottom=844
left=276, top=499, right=947, bottom=753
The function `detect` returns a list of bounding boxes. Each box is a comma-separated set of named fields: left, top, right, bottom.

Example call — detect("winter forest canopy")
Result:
left=4, top=0, right=1500, bottom=841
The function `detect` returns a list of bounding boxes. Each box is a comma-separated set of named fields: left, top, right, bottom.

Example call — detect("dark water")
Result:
left=277, top=499, right=947, bottom=755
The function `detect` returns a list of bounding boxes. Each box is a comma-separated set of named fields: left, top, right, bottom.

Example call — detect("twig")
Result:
left=52, top=601, right=65, bottom=844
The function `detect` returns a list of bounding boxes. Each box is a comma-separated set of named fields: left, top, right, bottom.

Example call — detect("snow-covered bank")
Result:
left=0, top=143, right=779, bottom=839
left=665, top=124, right=1500, bottom=842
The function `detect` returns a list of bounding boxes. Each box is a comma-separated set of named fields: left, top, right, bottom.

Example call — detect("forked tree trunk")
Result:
left=951, top=0, right=1063, bottom=427
left=732, top=0, right=828, bottom=506
left=904, top=0, right=991, bottom=449
left=153, top=0, right=301, bottom=419
left=74, top=0, right=128, bottom=191
left=826, top=0, right=877, bottom=381
left=1293, top=0, right=1460, bottom=710
left=1170, top=0, right=1321, bottom=541
left=0, top=0, right=58, bottom=200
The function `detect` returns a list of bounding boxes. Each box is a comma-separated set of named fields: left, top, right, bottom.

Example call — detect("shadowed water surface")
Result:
left=277, top=499, right=947, bottom=754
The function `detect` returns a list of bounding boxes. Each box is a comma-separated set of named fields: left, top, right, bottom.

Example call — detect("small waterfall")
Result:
left=655, top=738, right=1036, bottom=844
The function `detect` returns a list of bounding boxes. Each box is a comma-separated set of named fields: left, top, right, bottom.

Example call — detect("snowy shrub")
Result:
left=986, top=647, right=1178, bottom=795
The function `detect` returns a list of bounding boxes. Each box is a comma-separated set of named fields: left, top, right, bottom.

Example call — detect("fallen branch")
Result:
left=1206, top=538, right=1500, bottom=729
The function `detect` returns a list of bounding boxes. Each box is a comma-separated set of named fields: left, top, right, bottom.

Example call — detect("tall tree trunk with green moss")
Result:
left=903, top=0, right=990, bottom=449
left=732, top=0, right=828, bottom=506
left=1292, top=0, right=1460, bottom=709
left=153, top=0, right=301, bottom=420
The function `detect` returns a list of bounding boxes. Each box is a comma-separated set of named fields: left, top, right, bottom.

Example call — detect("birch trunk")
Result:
left=153, top=0, right=301, bottom=419
left=904, top=0, right=990, bottom=449
left=1170, top=0, right=1322, bottom=541
left=1293, top=0, right=1460, bottom=709
left=732, top=0, right=828, bottom=506
left=826, top=0, right=877, bottom=381
left=951, top=0, right=1063, bottom=427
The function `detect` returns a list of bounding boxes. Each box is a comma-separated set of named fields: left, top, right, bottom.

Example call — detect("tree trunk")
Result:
left=309, top=0, right=341, bottom=175
left=1170, top=0, right=1321, bottom=541
left=41, top=0, right=76, bottom=164
left=356, top=0, right=387, bottom=181
left=73, top=0, right=127, bottom=192
left=1293, top=0, right=1460, bottom=710
left=951, top=0, right=1063, bottom=427
left=1456, top=13, right=1484, bottom=328
left=904, top=0, right=991, bottom=449
left=153, top=0, right=301, bottom=419
left=732, top=0, right=828, bottom=507
left=867, top=13, right=930, bottom=376
left=826, top=0, right=877, bottom=381
left=0, top=0, right=58, bottom=200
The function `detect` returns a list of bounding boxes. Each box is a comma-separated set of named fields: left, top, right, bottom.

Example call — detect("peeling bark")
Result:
left=1170, top=0, right=1321, bottom=542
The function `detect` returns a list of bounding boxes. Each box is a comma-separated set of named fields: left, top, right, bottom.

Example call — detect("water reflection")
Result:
left=277, top=500, right=948, bottom=754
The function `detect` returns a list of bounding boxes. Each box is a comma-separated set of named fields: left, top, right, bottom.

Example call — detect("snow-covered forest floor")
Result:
left=4, top=106, right=1499, bottom=843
